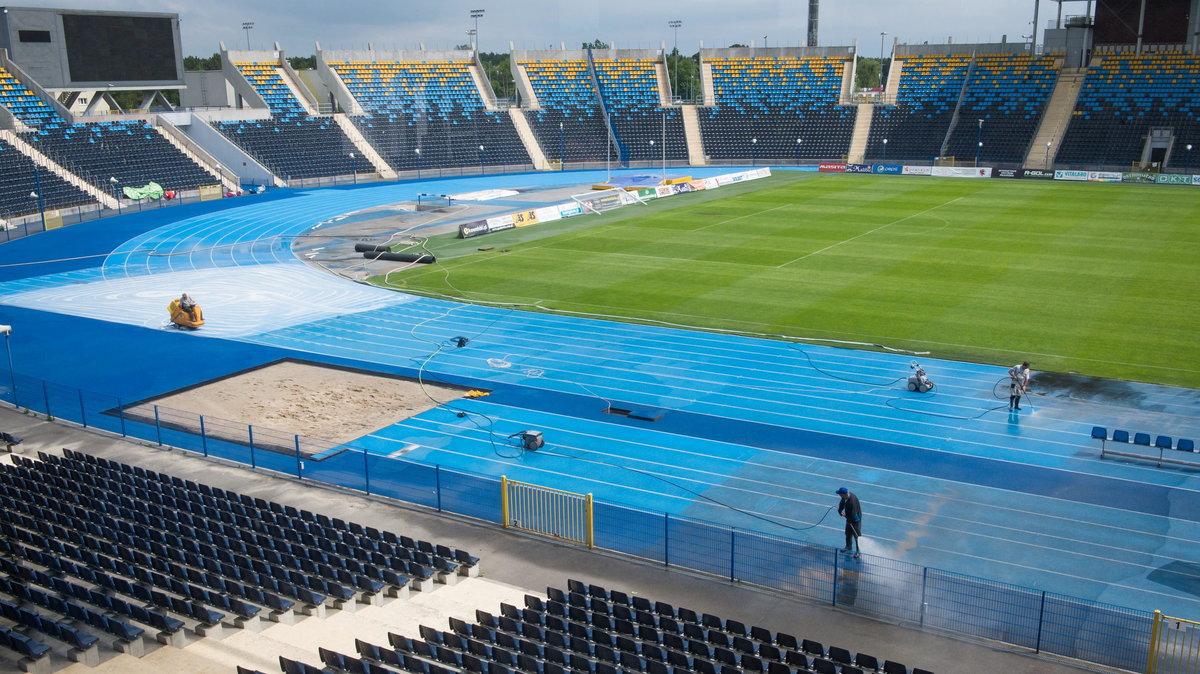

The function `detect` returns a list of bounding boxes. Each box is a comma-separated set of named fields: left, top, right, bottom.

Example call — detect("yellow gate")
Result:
left=1148, top=610, right=1200, bottom=674
left=501, top=476, right=593, bottom=548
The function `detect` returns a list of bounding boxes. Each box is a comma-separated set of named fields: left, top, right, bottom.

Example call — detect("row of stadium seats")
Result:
left=330, top=60, right=531, bottom=170
left=942, top=54, right=1060, bottom=162
left=0, top=449, right=480, bottom=666
left=0, top=139, right=93, bottom=217
left=700, top=56, right=855, bottom=159
left=520, top=59, right=614, bottom=161
left=593, top=58, right=687, bottom=161
left=867, top=55, right=973, bottom=161
left=1059, top=53, right=1200, bottom=168
left=23, top=121, right=218, bottom=193
left=263, top=579, right=935, bottom=674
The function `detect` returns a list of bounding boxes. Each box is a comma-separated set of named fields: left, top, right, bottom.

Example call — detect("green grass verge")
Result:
left=374, top=173, right=1200, bottom=388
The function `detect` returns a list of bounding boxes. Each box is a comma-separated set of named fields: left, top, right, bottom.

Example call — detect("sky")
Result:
left=12, top=1, right=1055, bottom=57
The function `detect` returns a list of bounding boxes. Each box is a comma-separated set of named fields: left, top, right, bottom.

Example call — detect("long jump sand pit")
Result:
left=124, top=360, right=470, bottom=452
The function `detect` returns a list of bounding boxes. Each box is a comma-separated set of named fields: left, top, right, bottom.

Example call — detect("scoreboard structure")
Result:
left=0, top=6, right=183, bottom=91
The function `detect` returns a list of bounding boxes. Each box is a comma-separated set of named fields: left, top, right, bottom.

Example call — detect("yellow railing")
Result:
left=1148, top=611, right=1200, bottom=674
left=501, top=475, right=593, bottom=548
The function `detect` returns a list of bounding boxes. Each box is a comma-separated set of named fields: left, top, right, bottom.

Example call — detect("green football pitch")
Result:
left=377, top=172, right=1200, bottom=388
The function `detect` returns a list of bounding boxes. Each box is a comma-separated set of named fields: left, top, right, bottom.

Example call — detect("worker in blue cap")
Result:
left=836, top=487, right=862, bottom=557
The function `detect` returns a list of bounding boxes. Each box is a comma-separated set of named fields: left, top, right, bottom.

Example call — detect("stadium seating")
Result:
left=0, top=449, right=480, bottom=663
left=0, top=65, right=68, bottom=129
left=0, top=139, right=94, bottom=217
left=699, top=55, right=856, bottom=161
left=592, top=57, right=686, bottom=162
left=345, top=579, right=935, bottom=674
left=519, top=58, right=613, bottom=163
left=24, top=120, right=218, bottom=193
left=1058, top=53, right=1200, bottom=169
left=216, top=62, right=359, bottom=179
left=868, top=54, right=972, bottom=162
left=941, top=53, right=1061, bottom=163
left=329, top=59, right=530, bottom=171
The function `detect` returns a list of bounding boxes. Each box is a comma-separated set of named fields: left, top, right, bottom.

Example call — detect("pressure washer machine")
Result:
left=907, top=362, right=934, bottom=393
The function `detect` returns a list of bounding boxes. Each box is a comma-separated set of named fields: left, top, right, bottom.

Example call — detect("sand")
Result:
left=139, top=360, right=467, bottom=444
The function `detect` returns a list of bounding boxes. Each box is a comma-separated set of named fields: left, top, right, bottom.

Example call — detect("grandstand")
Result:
left=698, top=48, right=857, bottom=162
left=1, top=4, right=1199, bottom=674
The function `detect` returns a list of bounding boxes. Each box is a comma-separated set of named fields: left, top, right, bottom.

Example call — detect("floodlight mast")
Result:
left=470, top=9, right=485, bottom=51
left=242, top=21, right=253, bottom=50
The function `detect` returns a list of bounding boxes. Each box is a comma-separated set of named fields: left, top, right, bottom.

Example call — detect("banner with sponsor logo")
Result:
left=819, top=162, right=847, bottom=172
left=902, top=165, right=932, bottom=176
left=655, top=185, right=675, bottom=198
left=688, top=179, right=708, bottom=191
left=873, top=164, right=903, bottom=174
left=1155, top=173, right=1193, bottom=185
left=534, top=206, right=562, bottom=224
left=703, top=177, right=720, bottom=189
left=1054, top=170, right=1089, bottom=181
left=993, top=168, right=1022, bottom=179
left=1122, top=172, right=1156, bottom=183
left=845, top=163, right=873, bottom=174
left=1194, top=175, right=1200, bottom=186
left=1087, top=171, right=1123, bottom=183
left=558, top=202, right=583, bottom=218
left=931, top=166, right=993, bottom=178
left=1021, top=169, right=1054, bottom=180
left=459, top=218, right=516, bottom=238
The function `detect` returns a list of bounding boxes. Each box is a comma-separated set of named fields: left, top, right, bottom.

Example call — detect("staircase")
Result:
left=468, top=63, right=498, bottom=111
left=277, top=65, right=318, bottom=115
left=846, top=103, right=875, bottom=163
left=508, top=108, right=549, bottom=170
left=0, top=130, right=118, bottom=208
left=332, top=115, right=397, bottom=179
left=680, top=105, right=705, bottom=165
left=513, top=63, right=539, bottom=109
left=1026, top=64, right=1086, bottom=169
left=700, top=61, right=716, bottom=106
left=656, top=63, right=672, bottom=105
left=882, top=60, right=903, bottom=105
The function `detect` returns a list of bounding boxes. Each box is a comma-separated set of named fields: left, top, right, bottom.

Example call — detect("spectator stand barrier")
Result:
left=0, top=370, right=1177, bottom=673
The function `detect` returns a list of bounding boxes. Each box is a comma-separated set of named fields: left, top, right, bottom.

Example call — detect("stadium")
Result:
left=0, top=1, right=1198, bottom=674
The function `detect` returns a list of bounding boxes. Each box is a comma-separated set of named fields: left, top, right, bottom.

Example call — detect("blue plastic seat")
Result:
left=1134, top=432, right=1152, bottom=446
left=1112, top=430, right=1131, bottom=443
left=1178, top=438, right=1196, bottom=452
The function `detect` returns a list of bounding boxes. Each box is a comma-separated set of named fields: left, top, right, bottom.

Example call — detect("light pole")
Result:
left=796, top=138, right=803, bottom=165
left=1188, top=144, right=1194, bottom=167
left=751, top=137, right=757, bottom=166
left=559, top=121, right=564, bottom=171
left=349, top=152, right=356, bottom=184
left=880, top=32, right=888, bottom=89
left=668, top=20, right=682, bottom=100
left=414, top=148, right=421, bottom=179
left=649, top=139, right=654, bottom=169
left=0, top=324, right=15, bottom=408
left=109, top=176, right=121, bottom=215
left=479, top=145, right=485, bottom=173
left=1045, top=140, right=1052, bottom=168
left=470, top=9, right=485, bottom=52
left=976, top=119, right=984, bottom=165
left=466, top=29, right=476, bottom=49
left=882, top=137, right=888, bottom=161
left=242, top=21, right=253, bottom=50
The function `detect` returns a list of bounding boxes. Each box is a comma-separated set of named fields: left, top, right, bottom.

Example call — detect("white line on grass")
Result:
left=693, top=202, right=795, bottom=232
left=775, top=196, right=965, bottom=269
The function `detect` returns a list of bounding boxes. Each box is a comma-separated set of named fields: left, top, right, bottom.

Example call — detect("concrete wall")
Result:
left=184, top=112, right=276, bottom=186
left=700, top=46, right=855, bottom=60
left=181, top=71, right=233, bottom=108
left=895, top=42, right=1031, bottom=56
